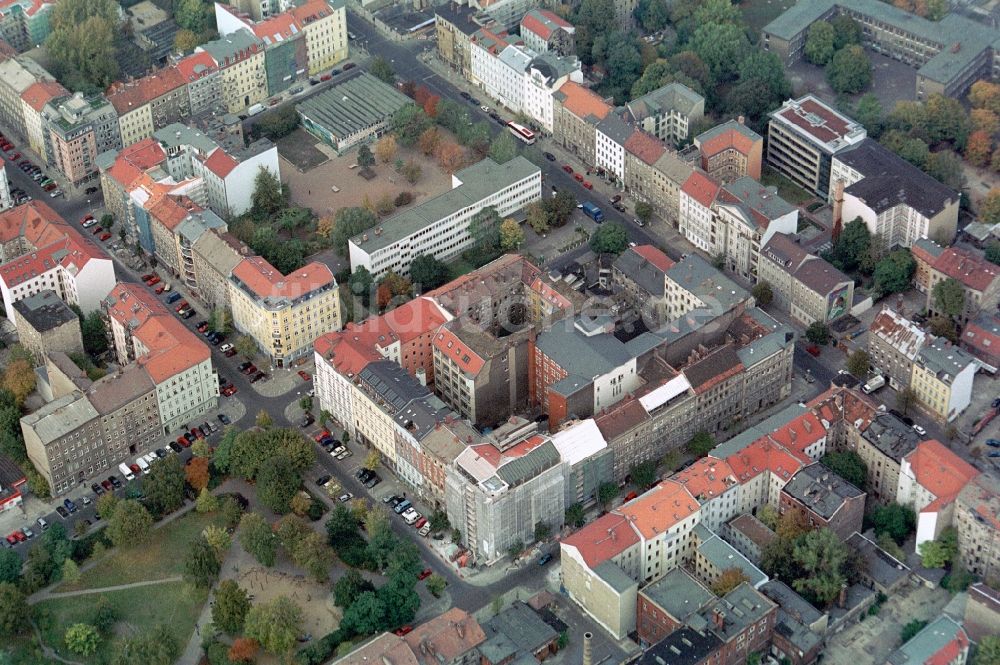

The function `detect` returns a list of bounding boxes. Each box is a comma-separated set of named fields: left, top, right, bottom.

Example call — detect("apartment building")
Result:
left=868, top=308, right=926, bottom=390
left=560, top=479, right=701, bottom=639
left=766, top=95, right=865, bottom=199
left=831, top=139, right=959, bottom=249
left=961, top=312, right=1000, bottom=371
left=762, top=0, right=1000, bottom=100
left=855, top=413, right=919, bottom=504
left=106, top=66, right=190, bottom=148
left=190, top=230, right=247, bottom=311
left=679, top=173, right=798, bottom=279
left=0, top=202, right=116, bottom=322
left=0, top=0, right=55, bottom=52
left=625, top=82, right=704, bottom=146
left=349, top=157, right=541, bottom=280
left=103, top=282, right=218, bottom=432
left=19, top=79, right=66, bottom=161
left=0, top=164, right=9, bottom=211
left=758, top=234, right=853, bottom=327
left=896, top=439, right=979, bottom=549
left=519, top=9, right=574, bottom=56
left=595, top=112, right=630, bottom=183
left=910, top=338, right=977, bottom=423
left=176, top=51, right=223, bottom=116
left=0, top=55, right=54, bottom=141
left=637, top=568, right=715, bottom=646
left=43, top=92, right=122, bottom=186
left=611, top=244, right=674, bottom=324
left=924, top=246, right=1000, bottom=327
left=197, top=29, right=267, bottom=113
left=20, top=392, right=104, bottom=496
left=778, top=463, right=865, bottom=540
left=955, top=473, right=1000, bottom=583
left=446, top=430, right=568, bottom=565
left=623, top=134, right=692, bottom=224
left=692, top=118, right=763, bottom=183
left=352, top=361, right=429, bottom=470
left=552, top=81, right=611, bottom=168
left=290, top=0, right=347, bottom=76
left=12, top=289, right=84, bottom=359
left=435, top=3, right=491, bottom=78
left=229, top=256, right=340, bottom=366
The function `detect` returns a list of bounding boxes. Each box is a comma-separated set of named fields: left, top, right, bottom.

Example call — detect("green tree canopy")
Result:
left=144, top=455, right=186, bottom=516
left=869, top=504, right=916, bottom=545
left=831, top=14, right=862, bottom=49
left=752, top=281, right=773, bottom=307
left=725, top=51, right=792, bottom=125
left=687, top=431, right=715, bottom=458
left=933, top=277, right=966, bottom=319
left=239, top=512, right=278, bottom=567
left=805, top=321, right=831, bottom=345
left=821, top=451, right=867, bottom=489
left=823, top=217, right=871, bottom=273
left=873, top=249, right=916, bottom=296
left=391, top=104, right=432, bottom=146
left=827, top=45, right=872, bottom=94
left=107, top=499, right=153, bottom=548
left=245, top=596, right=303, bottom=656
left=334, top=568, right=376, bottom=609
left=111, top=624, right=179, bottom=665
left=370, top=56, right=395, bottom=84
left=919, top=527, right=957, bottom=568
left=250, top=166, right=287, bottom=219
left=845, top=350, right=871, bottom=379
left=213, top=579, right=251, bottom=635
left=0, top=550, right=21, bottom=584
left=64, top=623, right=101, bottom=656
left=409, top=255, right=450, bottom=290
left=804, top=21, right=836, bottom=65
left=630, top=460, right=658, bottom=489
left=488, top=132, right=517, bottom=164
left=792, top=529, right=849, bottom=606
left=973, top=636, right=1000, bottom=665
left=256, top=454, right=300, bottom=514
left=184, top=536, right=221, bottom=588
left=589, top=222, right=628, bottom=255
left=688, top=22, right=751, bottom=83
left=0, top=582, right=27, bottom=637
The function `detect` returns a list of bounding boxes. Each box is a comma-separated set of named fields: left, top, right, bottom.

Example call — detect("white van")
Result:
left=119, top=462, right=135, bottom=480
left=247, top=103, right=266, bottom=116
left=136, top=456, right=150, bottom=474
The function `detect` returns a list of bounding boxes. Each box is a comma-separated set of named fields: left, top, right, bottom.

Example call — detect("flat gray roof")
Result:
left=351, top=156, right=539, bottom=253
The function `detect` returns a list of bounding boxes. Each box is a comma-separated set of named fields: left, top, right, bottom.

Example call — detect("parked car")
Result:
left=986, top=439, right=1000, bottom=447
left=109, top=476, right=122, bottom=489
left=91, top=483, right=104, bottom=495
left=63, top=498, right=77, bottom=513
left=562, top=165, right=573, bottom=174
left=55, top=506, right=69, bottom=518
left=197, top=321, right=209, bottom=332
left=364, top=473, right=381, bottom=488
left=418, top=523, right=431, bottom=537
left=300, top=414, right=315, bottom=427
left=538, top=553, right=553, bottom=565
left=298, top=370, right=311, bottom=381
left=219, top=343, right=233, bottom=353
left=36, top=517, right=48, bottom=530
left=912, top=423, right=927, bottom=436
left=394, top=626, right=413, bottom=636
left=338, top=492, right=353, bottom=502
left=543, top=152, right=555, bottom=161
left=99, top=232, right=111, bottom=241
left=413, top=517, right=427, bottom=529
left=218, top=413, right=231, bottom=425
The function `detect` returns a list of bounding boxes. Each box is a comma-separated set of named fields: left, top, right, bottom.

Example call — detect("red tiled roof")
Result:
left=232, top=257, right=334, bottom=301
left=557, top=81, right=611, bottom=122
left=289, top=0, right=332, bottom=24
left=630, top=245, right=674, bottom=272
left=203, top=149, right=239, bottom=178
left=725, top=437, right=807, bottom=484
left=698, top=125, right=759, bottom=159
left=562, top=512, right=640, bottom=568
left=252, top=12, right=302, bottom=40
left=20, top=80, right=68, bottom=112
left=962, top=314, right=1000, bottom=360
left=808, top=386, right=877, bottom=432
left=933, top=247, right=1000, bottom=293
left=681, top=170, right=720, bottom=209
left=0, top=202, right=106, bottom=288
left=468, top=434, right=548, bottom=468
left=520, top=9, right=570, bottom=40
left=672, top=456, right=736, bottom=501
left=433, top=327, right=485, bottom=376
left=176, top=51, right=218, bottom=81
left=106, top=66, right=187, bottom=114
left=314, top=329, right=380, bottom=376
left=618, top=479, right=698, bottom=539
left=769, top=411, right=825, bottom=455
left=777, top=97, right=853, bottom=146
left=594, top=397, right=650, bottom=441
left=905, top=439, right=978, bottom=513
left=926, top=625, right=969, bottom=665
left=148, top=195, right=200, bottom=232
left=401, top=608, right=485, bottom=662
left=623, top=130, right=666, bottom=166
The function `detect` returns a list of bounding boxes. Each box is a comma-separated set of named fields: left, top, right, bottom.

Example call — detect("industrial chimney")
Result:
left=583, top=632, right=593, bottom=665
left=831, top=178, right=845, bottom=243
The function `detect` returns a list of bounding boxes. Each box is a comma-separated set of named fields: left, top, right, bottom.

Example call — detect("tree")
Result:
left=831, top=14, right=861, bottom=50
left=589, top=222, right=628, bottom=255
left=635, top=0, right=668, bottom=32
left=228, top=638, right=260, bottom=663
left=804, top=21, right=836, bottom=65
left=81, top=310, right=109, bottom=357
left=357, top=144, right=375, bottom=172
left=598, top=481, right=619, bottom=508
left=91, top=595, right=117, bottom=633
left=0, top=550, right=20, bottom=584
left=630, top=460, right=658, bottom=489
left=534, top=520, right=551, bottom=542
left=688, top=22, right=750, bottom=83
left=974, top=636, right=1000, bottom=665
left=255, top=409, right=273, bottom=429
left=869, top=504, right=916, bottom=545
left=793, top=529, right=849, bottom=606
left=897, top=387, right=917, bottom=416
left=257, top=454, right=299, bottom=514
left=634, top=201, right=654, bottom=225
left=240, top=512, right=278, bottom=567
left=174, top=0, right=208, bottom=32
left=926, top=151, right=966, bottom=190
left=0, top=582, right=27, bottom=637
left=933, top=277, right=966, bottom=319
left=924, top=94, right=970, bottom=147
left=64, top=623, right=100, bottom=656
left=370, top=56, right=395, bottom=83
left=1, top=358, right=34, bottom=406
left=919, top=527, right=957, bottom=568
left=873, top=249, right=916, bottom=296
left=426, top=574, right=447, bottom=598
left=62, top=557, right=80, bottom=584
left=111, top=624, right=179, bottom=665
left=565, top=503, right=586, bottom=528
left=805, top=321, right=831, bottom=345
left=195, top=487, right=218, bottom=514
left=499, top=218, right=524, bottom=251
left=185, top=536, right=221, bottom=588
left=409, top=255, right=450, bottom=290
left=213, top=579, right=251, bottom=635
left=203, top=525, right=232, bottom=559
left=846, top=350, right=871, bottom=379
left=392, top=104, right=432, bottom=147
left=687, top=431, right=715, bottom=458
left=107, top=499, right=153, bottom=548
left=418, top=126, right=440, bottom=156
left=824, top=217, right=871, bottom=273
left=854, top=93, right=885, bottom=137
left=898, top=618, right=928, bottom=644
left=244, top=595, right=302, bottom=656
left=526, top=201, right=550, bottom=234
left=375, top=134, right=397, bottom=164
left=966, top=130, right=993, bottom=167
left=752, top=281, right=773, bottom=307
left=185, top=457, right=210, bottom=491
left=234, top=334, right=257, bottom=361
left=46, top=0, right=119, bottom=92
left=334, top=568, right=375, bottom=608
left=601, top=36, right=644, bottom=103
left=983, top=188, right=1000, bottom=224
left=882, top=130, right=930, bottom=168
left=821, top=451, right=867, bottom=489
left=341, top=590, right=388, bottom=636
left=489, top=132, right=517, bottom=164
left=827, top=45, right=871, bottom=94
left=436, top=141, right=465, bottom=173
left=145, top=455, right=185, bottom=515
left=289, top=531, right=335, bottom=582
left=711, top=568, right=750, bottom=596
left=250, top=166, right=286, bottom=219
left=173, top=28, right=199, bottom=53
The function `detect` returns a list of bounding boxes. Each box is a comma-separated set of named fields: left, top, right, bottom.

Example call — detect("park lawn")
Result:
left=58, top=511, right=225, bottom=591
left=35, top=581, right=208, bottom=665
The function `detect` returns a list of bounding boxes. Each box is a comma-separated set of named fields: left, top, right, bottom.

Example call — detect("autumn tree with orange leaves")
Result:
left=436, top=141, right=464, bottom=173
left=966, top=130, right=993, bottom=167
left=185, top=457, right=210, bottom=490
left=228, top=637, right=259, bottom=663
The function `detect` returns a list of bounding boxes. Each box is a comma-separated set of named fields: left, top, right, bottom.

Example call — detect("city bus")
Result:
left=507, top=121, right=537, bottom=145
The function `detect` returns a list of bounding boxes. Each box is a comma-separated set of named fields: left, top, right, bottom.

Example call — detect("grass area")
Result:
left=58, top=511, right=224, bottom=592
left=740, top=0, right=795, bottom=34
left=762, top=166, right=815, bottom=206
left=447, top=257, right=477, bottom=280
left=35, top=582, right=208, bottom=664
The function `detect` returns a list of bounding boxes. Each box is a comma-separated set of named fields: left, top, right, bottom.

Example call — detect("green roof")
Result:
left=296, top=72, right=410, bottom=144
left=351, top=156, right=540, bottom=253
left=495, top=440, right=561, bottom=487
left=762, top=0, right=1000, bottom=85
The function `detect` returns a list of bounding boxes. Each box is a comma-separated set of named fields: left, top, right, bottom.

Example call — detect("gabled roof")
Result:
left=553, top=81, right=611, bottom=122
left=617, top=479, right=699, bottom=539
left=433, top=325, right=485, bottom=376
left=870, top=308, right=926, bottom=361
left=672, top=456, right=737, bottom=502
left=887, top=616, right=969, bottom=665
left=176, top=51, right=219, bottom=81
left=20, top=80, right=68, bottom=112
left=520, top=8, right=572, bottom=40
left=962, top=312, right=1000, bottom=360
left=681, top=170, right=721, bottom=208
left=792, top=255, right=851, bottom=295
left=203, top=148, right=239, bottom=178
left=932, top=246, right=1000, bottom=293
left=695, top=119, right=762, bottom=157
left=106, top=66, right=187, bottom=115
left=562, top=511, right=640, bottom=567
left=717, top=176, right=795, bottom=230
left=401, top=608, right=485, bottom=665
left=623, top=129, right=666, bottom=166
left=232, top=257, right=335, bottom=303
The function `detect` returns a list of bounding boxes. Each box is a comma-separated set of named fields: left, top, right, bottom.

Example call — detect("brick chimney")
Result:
left=831, top=178, right=845, bottom=243
left=583, top=632, right=593, bottom=665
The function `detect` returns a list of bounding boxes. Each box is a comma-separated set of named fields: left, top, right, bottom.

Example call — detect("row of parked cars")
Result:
left=3, top=135, right=62, bottom=197
left=385, top=494, right=432, bottom=536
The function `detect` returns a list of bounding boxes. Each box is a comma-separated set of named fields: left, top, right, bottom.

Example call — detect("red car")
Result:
left=92, top=226, right=104, bottom=235
left=82, top=215, right=94, bottom=224
left=417, top=568, right=432, bottom=581
left=99, top=233, right=111, bottom=241
left=101, top=479, right=113, bottom=491
left=130, top=463, right=141, bottom=475
left=320, top=74, right=332, bottom=81
left=4, top=534, right=16, bottom=545
left=393, top=626, right=413, bottom=636
left=343, top=62, right=355, bottom=70
left=222, top=385, right=238, bottom=396
left=12, top=530, right=26, bottom=543
left=9, top=152, right=20, bottom=161
left=175, top=300, right=188, bottom=312
left=583, top=181, right=593, bottom=190
left=414, top=517, right=427, bottom=529
left=298, top=370, right=311, bottom=381
left=806, top=345, right=821, bottom=357
left=574, top=173, right=584, bottom=182
left=224, top=348, right=237, bottom=357
left=146, top=276, right=160, bottom=285
left=177, top=436, right=188, bottom=447
left=42, top=182, right=57, bottom=192
left=155, top=284, right=167, bottom=294
left=314, top=430, right=330, bottom=442
left=562, top=165, right=573, bottom=174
